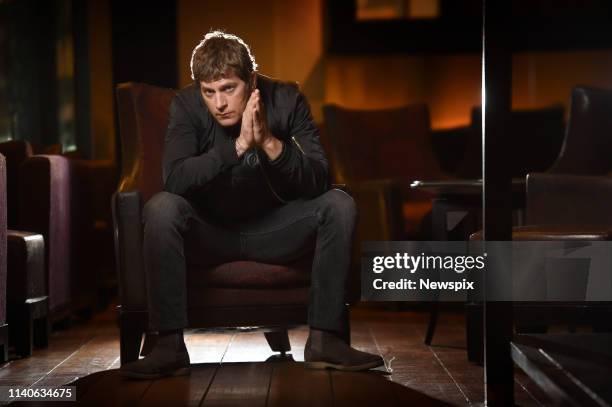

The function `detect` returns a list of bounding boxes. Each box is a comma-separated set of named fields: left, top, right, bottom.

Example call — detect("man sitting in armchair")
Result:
left=120, top=30, right=384, bottom=379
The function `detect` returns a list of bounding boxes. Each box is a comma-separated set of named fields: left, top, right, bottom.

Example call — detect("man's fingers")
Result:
left=245, top=89, right=266, bottom=145
left=251, top=108, right=258, bottom=139
left=253, top=109, right=261, bottom=130
left=254, top=106, right=265, bottom=128
left=252, top=104, right=260, bottom=122
left=248, top=90, right=259, bottom=105
left=251, top=90, right=260, bottom=104
left=244, top=92, right=256, bottom=114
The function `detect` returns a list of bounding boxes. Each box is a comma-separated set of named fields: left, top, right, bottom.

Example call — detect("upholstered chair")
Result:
left=114, top=83, right=334, bottom=364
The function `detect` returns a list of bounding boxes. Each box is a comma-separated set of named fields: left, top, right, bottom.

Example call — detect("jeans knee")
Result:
left=318, top=189, right=357, bottom=225
left=143, top=191, right=189, bottom=230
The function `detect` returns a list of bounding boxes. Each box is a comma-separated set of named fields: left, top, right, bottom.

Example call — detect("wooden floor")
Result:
left=0, top=303, right=550, bottom=406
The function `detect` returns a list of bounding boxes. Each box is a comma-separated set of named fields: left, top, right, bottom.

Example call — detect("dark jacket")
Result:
left=162, top=75, right=330, bottom=221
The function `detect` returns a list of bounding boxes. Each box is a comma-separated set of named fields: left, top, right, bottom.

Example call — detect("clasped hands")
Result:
left=235, top=89, right=283, bottom=161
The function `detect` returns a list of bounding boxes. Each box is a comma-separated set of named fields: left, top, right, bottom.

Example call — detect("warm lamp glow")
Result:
left=356, top=0, right=440, bottom=21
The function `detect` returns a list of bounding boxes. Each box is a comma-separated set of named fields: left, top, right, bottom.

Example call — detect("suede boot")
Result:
left=304, top=328, right=384, bottom=371
left=120, top=329, right=191, bottom=379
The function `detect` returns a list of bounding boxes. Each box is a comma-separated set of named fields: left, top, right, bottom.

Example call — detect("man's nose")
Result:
left=215, top=94, right=227, bottom=111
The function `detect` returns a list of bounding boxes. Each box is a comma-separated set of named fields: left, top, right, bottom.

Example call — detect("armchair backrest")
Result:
left=323, top=104, right=445, bottom=184
left=548, top=86, right=612, bottom=175
left=115, top=82, right=177, bottom=203
left=0, top=140, right=33, bottom=228
left=456, top=104, right=565, bottom=178
left=18, top=155, right=71, bottom=311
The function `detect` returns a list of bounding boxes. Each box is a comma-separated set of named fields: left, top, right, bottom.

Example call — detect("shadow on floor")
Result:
left=12, top=360, right=453, bottom=406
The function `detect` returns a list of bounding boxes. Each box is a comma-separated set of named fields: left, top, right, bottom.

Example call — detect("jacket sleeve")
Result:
left=162, top=95, right=239, bottom=197
left=265, top=91, right=330, bottom=199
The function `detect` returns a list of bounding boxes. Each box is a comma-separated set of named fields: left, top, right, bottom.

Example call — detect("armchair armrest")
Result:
left=112, top=190, right=147, bottom=310
left=526, top=173, right=612, bottom=226
left=7, top=230, right=45, bottom=302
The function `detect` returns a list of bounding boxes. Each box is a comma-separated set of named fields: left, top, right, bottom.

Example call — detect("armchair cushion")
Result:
left=470, top=173, right=612, bottom=241
left=471, top=226, right=612, bottom=241
left=512, top=226, right=612, bottom=241
left=192, top=258, right=312, bottom=289
left=186, top=287, right=310, bottom=310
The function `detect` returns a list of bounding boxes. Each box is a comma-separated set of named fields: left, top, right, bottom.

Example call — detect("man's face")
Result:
left=200, top=73, right=250, bottom=127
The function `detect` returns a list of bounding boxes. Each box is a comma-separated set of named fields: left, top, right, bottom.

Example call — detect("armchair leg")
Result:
left=10, top=302, right=33, bottom=357
left=119, top=309, right=146, bottom=365
left=424, top=302, right=439, bottom=345
left=16, top=314, right=33, bottom=358
left=466, top=302, right=483, bottom=364
left=264, top=330, right=291, bottom=355
left=33, top=315, right=49, bottom=348
left=31, top=296, right=49, bottom=349
left=10, top=297, right=50, bottom=356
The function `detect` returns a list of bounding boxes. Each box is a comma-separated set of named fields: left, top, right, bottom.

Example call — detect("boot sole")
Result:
left=120, top=366, right=191, bottom=380
left=304, top=359, right=384, bottom=372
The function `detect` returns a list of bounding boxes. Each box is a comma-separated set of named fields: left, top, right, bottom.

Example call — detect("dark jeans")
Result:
left=142, top=188, right=357, bottom=335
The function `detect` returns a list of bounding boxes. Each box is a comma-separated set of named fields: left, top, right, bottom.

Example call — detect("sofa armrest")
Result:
left=7, top=230, right=45, bottom=302
left=526, top=173, right=612, bottom=226
left=112, top=190, right=147, bottom=311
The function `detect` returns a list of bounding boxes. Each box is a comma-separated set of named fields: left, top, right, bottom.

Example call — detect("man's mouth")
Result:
left=217, top=112, right=232, bottom=119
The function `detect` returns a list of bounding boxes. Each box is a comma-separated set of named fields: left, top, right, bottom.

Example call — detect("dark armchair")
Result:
left=455, top=86, right=612, bottom=362
left=508, top=86, right=612, bottom=236
left=509, top=86, right=612, bottom=329
left=455, top=104, right=566, bottom=179
left=0, top=141, right=71, bottom=318
left=114, top=83, right=324, bottom=364
left=323, top=104, right=447, bottom=241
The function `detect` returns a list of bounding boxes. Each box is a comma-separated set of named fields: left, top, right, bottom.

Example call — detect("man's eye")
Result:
left=204, top=90, right=214, bottom=97
left=225, top=87, right=235, bottom=93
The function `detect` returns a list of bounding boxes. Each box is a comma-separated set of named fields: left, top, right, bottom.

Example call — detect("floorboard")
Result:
left=267, top=360, right=333, bottom=407
left=138, top=364, right=217, bottom=407
left=76, top=368, right=152, bottom=407
left=200, top=362, right=272, bottom=406
left=0, top=303, right=553, bottom=406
